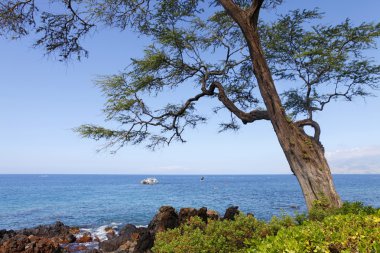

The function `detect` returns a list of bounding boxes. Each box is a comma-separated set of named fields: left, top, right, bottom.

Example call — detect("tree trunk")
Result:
left=274, top=122, right=342, bottom=210
left=224, top=7, right=343, bottom=210
left=250, top=32, right=342, bottom=210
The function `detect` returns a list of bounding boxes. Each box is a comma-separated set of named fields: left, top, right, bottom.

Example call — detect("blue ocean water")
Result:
left=0, top=174, right=379, bottom=230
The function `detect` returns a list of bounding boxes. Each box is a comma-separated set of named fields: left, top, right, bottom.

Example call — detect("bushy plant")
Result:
left=246, top=214, right=380, bottom=253
left=337, top=201, right=378, bottom=215
left=153, top=203, right=380, bottom=253
left=153, top=214, right=266, bottom=253
left=309, top=200, right=379, bottom=221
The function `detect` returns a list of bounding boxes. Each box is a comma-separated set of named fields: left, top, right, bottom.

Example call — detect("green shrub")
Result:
left=267, top=214, right=296, bottom=235
left=153, top=214, right=266, bottom=253
left=337, top=201, right=378, bottom=215
left=246, top=213, right=380, bottom=253
left=153, top=203, right=380, bottom=253
left=309, top=200, right=379, bottom=221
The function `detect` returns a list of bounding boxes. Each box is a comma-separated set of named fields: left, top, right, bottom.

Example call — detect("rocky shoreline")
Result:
left=0, top=206, right=240, bottom=253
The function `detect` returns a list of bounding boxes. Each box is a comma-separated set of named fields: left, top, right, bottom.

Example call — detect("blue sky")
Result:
left=0, top=0, right=380, bottom=174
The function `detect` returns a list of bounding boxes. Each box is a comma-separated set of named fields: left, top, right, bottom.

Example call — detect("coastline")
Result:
left=0, top=205, right=230, bottom=253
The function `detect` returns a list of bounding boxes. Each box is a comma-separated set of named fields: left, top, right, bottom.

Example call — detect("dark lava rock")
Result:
left=178, top=208, right=198, bottom=224
left=148, top=206, right=179, bottom=233
left=178, top=207, right=208, bottom=224
left=0, top=234, right=63, bottom=253
left=197, top=207, right=208, bottom=223
left=0, top=235, right=29, bottom=253
left=100, top=234, right=130, bottom=252
left=19, top=221, right=71, bottom=238
left=0, top=230, right=17, bottom=244
left=206, top=210, right=220, bottom=220
left=76, top=232, right=92, bottom=243
left=223, top=206, right=240, bottom=220
left=133, top=230, right=154, bottom=253
left=100, top=224, right=154, bottom=253
left=103, top=206, right=179, bottom=253
left=65, top=234, right=76, bottom=243
left=100, top=224, right=146, bottom=252
left=119, top=224, right=138, bottom=236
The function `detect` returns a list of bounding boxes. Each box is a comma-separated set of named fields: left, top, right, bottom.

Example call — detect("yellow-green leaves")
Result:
left=154, top=203, right=380, bottom=253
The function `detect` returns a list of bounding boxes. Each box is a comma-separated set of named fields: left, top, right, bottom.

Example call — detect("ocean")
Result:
left=0, top=174, right=379, bottom=231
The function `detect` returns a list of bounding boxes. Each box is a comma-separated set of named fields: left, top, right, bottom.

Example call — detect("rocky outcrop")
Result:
left=0, top=222, right=74, bottom=253
left=99, top=224, right=139, bottom=252
left=148, top=206, right=179, bottom=233
left=178, top=207, right=208, bottom=224
left=0, top=234, right=63, bottom=253
left=19, top=221, right=71, bottom=239
left=197, top=207, right=208, bottom=223
left=76, top=233, right=92, bottom=243
left=99, top=206, right=233, bottom=253
left=223, top=206, right=240, bottom=220
left=0, top=206, right=240, bottom=253
left=65, top=234, right=76, bottom=244
left=178, top=208, right=197, bottom=224
left=100, top=206, right=180, bottom=253
left=206, top=209, right=220, bottom=220
left=0, top=230, right=17, bottom=244
left=133, top=230, right=154, bottom=253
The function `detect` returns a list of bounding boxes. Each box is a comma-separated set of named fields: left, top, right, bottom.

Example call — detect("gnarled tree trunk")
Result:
left=278, top=125, right=343, bottom=210
left=248, top=30, right=342, bottom=210
left=221, top=1, right=342, bottom=210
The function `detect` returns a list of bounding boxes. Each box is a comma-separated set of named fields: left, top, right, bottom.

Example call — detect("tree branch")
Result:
left=66, top=0, right=93, bottom=28
left=295, top=119, right=321, bottom=142
left=218, top=0, right=244, bottom=23
left=247, top=0, right=264, bottom=27
left=203, top=80, right=269, bottom=124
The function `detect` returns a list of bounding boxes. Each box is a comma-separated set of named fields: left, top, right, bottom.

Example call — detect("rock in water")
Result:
left=65, top=234, right=76, bottom=243
left=76, top=232, right=92, bottom=243
left=99, top=224, right=139, bottom=252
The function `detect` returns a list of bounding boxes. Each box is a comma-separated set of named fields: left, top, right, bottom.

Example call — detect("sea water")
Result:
left=0, top=174, right=379, bottom=230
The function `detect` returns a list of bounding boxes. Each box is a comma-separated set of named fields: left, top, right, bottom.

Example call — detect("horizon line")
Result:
left=0, top=173, right=379, bottom=175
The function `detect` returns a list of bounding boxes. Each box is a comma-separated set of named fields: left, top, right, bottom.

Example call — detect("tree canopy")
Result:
left=1, top=1, right=379, bottom=151
left=0, top=0, right=378, bottom=152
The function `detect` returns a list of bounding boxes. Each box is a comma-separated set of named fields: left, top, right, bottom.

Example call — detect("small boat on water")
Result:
left=200, top=176, right=205, bottom=181
left=141, top=178, right=159, bottom=185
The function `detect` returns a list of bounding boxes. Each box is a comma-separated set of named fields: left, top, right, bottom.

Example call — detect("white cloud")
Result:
left=326, top=146, right=380, bottom=174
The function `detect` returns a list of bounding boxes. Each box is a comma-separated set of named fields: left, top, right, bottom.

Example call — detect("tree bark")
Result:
left=220, top=1, right=342, bottom=210
left=248, top=30, right=342, bottom=210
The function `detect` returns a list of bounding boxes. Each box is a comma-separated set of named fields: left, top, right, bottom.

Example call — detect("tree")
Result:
left=1, top=0, right=379, bottom=210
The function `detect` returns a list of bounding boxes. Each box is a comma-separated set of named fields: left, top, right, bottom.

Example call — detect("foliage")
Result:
left=77, top=7, right=380, bottom=149
left=153, top=214, right=266, bottom=253
left=309, top=200, right=379, bottom=221
left=153, top=203, right=380, bottom=253
left=260, top=9, right=380, bottom=120
left=246, top=213, right=380, bottom=253
left=1, top=1, right=379, bottom=150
